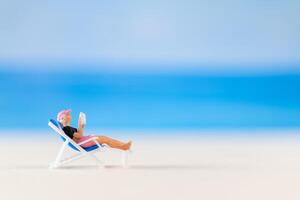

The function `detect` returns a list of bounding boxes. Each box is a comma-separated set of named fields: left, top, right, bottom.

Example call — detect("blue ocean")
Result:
left=0, top=69, right=300, bottom=131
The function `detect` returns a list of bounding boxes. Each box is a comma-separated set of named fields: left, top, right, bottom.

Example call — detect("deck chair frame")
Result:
left=48, top=120, right=129, bottom=169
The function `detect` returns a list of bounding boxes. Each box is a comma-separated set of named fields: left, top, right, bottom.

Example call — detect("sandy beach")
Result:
left=1, top=130, right=300, bottom=200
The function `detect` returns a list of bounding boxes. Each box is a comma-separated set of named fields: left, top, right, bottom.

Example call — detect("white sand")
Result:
left=1, top=131, right=300, bottom=200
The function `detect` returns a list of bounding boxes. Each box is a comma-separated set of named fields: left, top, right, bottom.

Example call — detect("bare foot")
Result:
left=122, top=141, right=132, bottom=151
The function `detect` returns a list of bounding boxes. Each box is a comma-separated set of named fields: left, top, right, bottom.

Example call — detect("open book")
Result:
left=79, top=112, right=86, bottom=126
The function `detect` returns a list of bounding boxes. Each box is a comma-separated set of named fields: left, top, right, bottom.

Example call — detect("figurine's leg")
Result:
left=95, top=135, right=132, bottom=150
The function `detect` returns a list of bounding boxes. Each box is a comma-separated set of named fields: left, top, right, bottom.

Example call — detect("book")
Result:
left=79, top=112, right=86, bottom=126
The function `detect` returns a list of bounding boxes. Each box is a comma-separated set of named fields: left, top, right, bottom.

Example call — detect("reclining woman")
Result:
left=57, top=109, right=132, bottom=151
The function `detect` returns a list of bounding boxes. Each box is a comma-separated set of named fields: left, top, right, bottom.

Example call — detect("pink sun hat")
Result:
left=57, top=109, right=72, bottom=123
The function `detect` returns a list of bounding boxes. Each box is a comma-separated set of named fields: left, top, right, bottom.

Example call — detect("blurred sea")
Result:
left=0, top=68, right=300, bottom=131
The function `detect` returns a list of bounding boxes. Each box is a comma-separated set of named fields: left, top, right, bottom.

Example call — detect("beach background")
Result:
left=0, top=0, right=300, bottom=199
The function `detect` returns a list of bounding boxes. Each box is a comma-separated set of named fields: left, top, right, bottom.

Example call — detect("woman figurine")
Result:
left=57, top=109, right=132, bottom=150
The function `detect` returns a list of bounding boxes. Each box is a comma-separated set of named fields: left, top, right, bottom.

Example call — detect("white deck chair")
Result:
left=48, top=119, right=129, bottom=169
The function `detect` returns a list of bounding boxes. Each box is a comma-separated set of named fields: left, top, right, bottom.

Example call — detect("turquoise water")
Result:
left=0, top=70, right=300, bottom=131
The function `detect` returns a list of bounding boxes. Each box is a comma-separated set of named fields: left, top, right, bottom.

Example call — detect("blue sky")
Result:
left=0, top=0, right=299, bottom=71
left=0, top=1, right=300, bottom=131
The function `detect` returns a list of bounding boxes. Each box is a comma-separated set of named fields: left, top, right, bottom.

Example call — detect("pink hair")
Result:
left=57, top=109, right=71, bottom=123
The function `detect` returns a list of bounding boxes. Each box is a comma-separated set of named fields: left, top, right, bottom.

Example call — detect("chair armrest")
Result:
left=77, top=137, right=98, bottom=145
left=77, top=137, right=106, bottom=147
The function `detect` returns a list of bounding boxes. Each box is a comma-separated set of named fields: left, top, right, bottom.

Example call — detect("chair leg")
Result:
left=122, top=151, right=129, bottom=168
left=90, top=154, right=105, bottom=168
left=49, top=162, right=58, bottom=169
left=49, top=141, right=67, bottom=169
